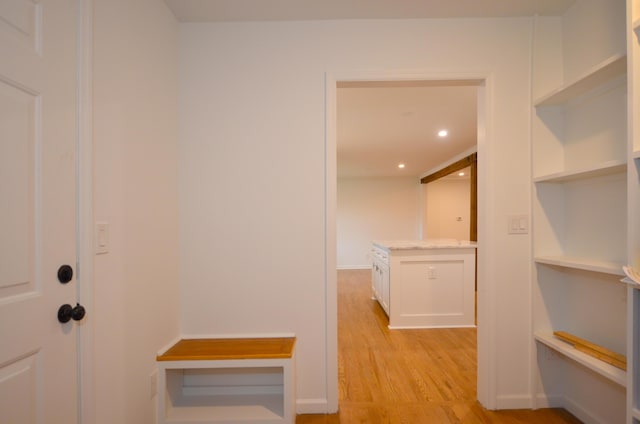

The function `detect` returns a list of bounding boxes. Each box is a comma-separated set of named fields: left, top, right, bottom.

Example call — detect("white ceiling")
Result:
left=164, top=0, right=576, bottom=179
left=337, top=81, right=478, bottom=178
left=164, top=0, right=575, bottom=22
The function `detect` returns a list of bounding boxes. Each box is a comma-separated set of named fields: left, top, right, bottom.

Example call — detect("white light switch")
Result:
left=508, top=215, right=528, bottom=235
left=95, top=222, right=109, bottom=254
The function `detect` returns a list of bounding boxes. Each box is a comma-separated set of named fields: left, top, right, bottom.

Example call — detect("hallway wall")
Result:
left=178, top=17, right=534, bottom=409
left=337, top=177, right=421, bottom=269
left=93, top=0, right=180, bottom=422
left=423, top=177, right=471, bottom=240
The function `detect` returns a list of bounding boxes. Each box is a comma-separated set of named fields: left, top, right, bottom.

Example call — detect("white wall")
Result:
left=93, top=0, right=179, bottom=423
left=179, top=17, right=533, bottom=410
left=562, top=0, right=626, bottom=83
left=337, top=177, right=421, bottom=269
left=423, top=177, right=471, bottom=240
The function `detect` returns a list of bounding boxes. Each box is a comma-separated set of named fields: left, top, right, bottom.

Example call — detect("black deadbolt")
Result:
left=71, top=303, right=86, bottom=321
left=57, top=265, right=73, bottom=284
left=57, top=303, right=86, bottom=323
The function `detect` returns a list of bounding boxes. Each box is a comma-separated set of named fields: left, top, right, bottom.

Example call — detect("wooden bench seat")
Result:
left=156, top=337, right=296, bottom=424
left=157, top=337, right=296, bottom=362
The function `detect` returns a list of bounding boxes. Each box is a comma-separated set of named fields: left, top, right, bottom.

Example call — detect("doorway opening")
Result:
left=325, top=72, right=491, bottom=412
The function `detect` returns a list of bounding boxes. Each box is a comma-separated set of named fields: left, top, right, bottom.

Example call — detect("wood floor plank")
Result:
left=296, top=269, right=582, bottom=423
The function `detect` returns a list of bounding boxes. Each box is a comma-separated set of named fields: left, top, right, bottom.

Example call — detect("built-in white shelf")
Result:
left=534, top=54, right=627, bottom=107
left=633, top=150, right=640, bottom=160
left=622, top=277, right=640, bottom=289
left=165, top=394, right=285, bottom=423
left=535, top=332, right=627, bottom=387
left=633, top=407, right=640, bottom=421
left=533, top=160, right=627, bottom=183
left=535, top=255, right=625, bottom=276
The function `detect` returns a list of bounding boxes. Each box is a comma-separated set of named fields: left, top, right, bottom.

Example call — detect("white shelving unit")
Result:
left=534, top=255, right=624, bottom=276
left=533, top=54, right=626, bottom=107
left=630, top=285, right=640, bottom=424
left=534, top=332, right=627, bottom=387
left=532, top=6, right=629, bottom=422
left=628, top=0, right=640, bottom=422
left=532, top=159, right=626, bottom=183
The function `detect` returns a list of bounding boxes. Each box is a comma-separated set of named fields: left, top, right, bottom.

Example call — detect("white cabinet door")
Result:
left=380, top=263, right=390, bottom=315
left=0, top=1, right=80, bottom=423
left=371, top=260, right=378, bottom=300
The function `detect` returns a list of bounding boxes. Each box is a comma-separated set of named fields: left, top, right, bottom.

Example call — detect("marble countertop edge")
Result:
left=373, top=240, right=478, bottom=250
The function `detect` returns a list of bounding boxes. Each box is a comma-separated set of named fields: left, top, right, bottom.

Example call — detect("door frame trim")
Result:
left=77, top=0, right=94, bottom=421
left=324, top=69, right=497, bottom=410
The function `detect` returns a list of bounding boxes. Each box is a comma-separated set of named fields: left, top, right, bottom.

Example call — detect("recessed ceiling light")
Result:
left=438, top=130, right=448, bottom=137
left=398, top=163, right=405, bottom=169
left=458, top=172, right=465, bottom=176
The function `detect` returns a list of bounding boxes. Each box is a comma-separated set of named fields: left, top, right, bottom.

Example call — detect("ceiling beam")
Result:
left=420, top=153, right=477, bottom=184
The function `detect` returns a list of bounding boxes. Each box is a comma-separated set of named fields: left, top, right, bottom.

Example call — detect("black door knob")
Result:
left=58, top=304, right=73, bottom=323
left=57, top=265, right=73, bottom=284
left=58, top=303, right=86, bottom=323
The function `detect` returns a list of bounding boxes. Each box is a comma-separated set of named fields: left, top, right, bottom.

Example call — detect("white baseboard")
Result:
left=534, top=393, right=563, bottom=409
left=179, top=332, right=297, bottom=339
left=534, top=393, right=609, bottom=424
left=296, top=398, right=330, bottom=414
left=563, top=395, right=607, bottom=424
left=495, top=394, right=533, bottom=410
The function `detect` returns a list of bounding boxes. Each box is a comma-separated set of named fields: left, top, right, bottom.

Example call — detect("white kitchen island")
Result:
left=371, top=240, right=477, bottom=329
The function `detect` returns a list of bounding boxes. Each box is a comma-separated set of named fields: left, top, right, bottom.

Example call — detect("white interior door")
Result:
left=0, top=1, right=80, bottom=423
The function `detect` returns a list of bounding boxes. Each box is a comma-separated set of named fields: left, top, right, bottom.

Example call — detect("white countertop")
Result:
left=373, top=239, right=477, bottom=250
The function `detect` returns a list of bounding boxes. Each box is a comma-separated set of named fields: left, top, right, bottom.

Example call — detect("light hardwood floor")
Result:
left=296, top=269, right=581, bottom=423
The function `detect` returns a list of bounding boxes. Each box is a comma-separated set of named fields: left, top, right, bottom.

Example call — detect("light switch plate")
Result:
left=427, top=266, right=436, bottom=279
left=508, top=215, right=528, bottom=234
left=95, top=222, right=109, bottom=254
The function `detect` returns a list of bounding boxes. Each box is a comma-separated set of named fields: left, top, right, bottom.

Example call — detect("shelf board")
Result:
left=166, top=394, right=284, bottom=423
left=633, top=150, right=640, bottom=160
left=534, top=54, right=627, bottom=106
left=621, top=277, right=640, bottom=289
left=633, top=407, right=640, bottom=421
left=533, top=160, right=626, bottom=183
left=534, top=256, right=624, bottom=276
left=535, top=332, right=626, bottom=387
